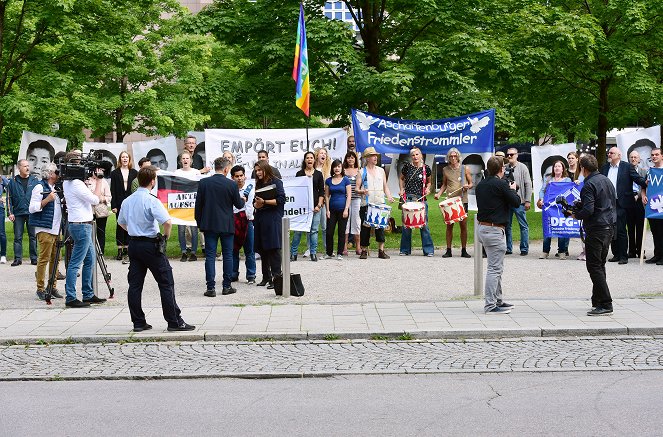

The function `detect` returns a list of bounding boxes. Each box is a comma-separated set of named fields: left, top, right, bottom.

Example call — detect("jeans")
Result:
left=178, top=225, right=199, bottom=253
left=585, top=226, right=613, bottom=310
left=13, top=214, right=37, bottom=261
left=400, top=201, right=434, bottom=256
left=543, top=237, right=569, bottom=254
left=36, top=232, right=58, bottom=291
left=319, top=205, right=327, bottom=253
left=506, top=204, right=529, bottom=253
left=0, top=206, right=6, bottom=257
left=65, top=223, right=95, bottom=303
left=204, top=231, right=233, bottom=290
left=291, top=210, right=321, bottom=256
left=478, top=224, right=507, bottom=312
left=233, top=221, right=256, bottom=280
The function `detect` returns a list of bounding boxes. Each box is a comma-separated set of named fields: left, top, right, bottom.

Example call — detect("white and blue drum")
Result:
left=364, top=203, right=392, bottom=229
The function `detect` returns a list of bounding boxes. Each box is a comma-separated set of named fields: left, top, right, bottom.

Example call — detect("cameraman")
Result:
left=62, top=152, right=107, bottom=308
left=571, top=154, right=616, bottom=316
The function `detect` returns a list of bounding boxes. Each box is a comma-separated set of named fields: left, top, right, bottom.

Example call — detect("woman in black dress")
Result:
left=110, top=151, right=137, bottom=263
left=253, top=160, right=286, bottom=289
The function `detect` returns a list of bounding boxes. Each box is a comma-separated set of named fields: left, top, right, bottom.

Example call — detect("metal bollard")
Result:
left=473, top=214, right=483, bottom=296
left=281, top=216, right=290, bottom=297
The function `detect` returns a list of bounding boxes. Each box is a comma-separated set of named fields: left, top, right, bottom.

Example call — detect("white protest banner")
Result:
left=283, top=176, right=314, bottom=232
left=616, top=125, right=661, bottom=171
left=204, top=128, right=347, bottom=178
left=19, top=131, right=68, bottom=179
left=82, top=142, right=127, bottom=177
left=531, top=143, right=577, bottom=212
left=132, top=136, right=178, bottom=172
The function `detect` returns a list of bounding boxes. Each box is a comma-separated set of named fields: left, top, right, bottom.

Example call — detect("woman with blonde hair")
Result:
left=110, top=151, right=137, bottom=263
left=314, top=147, right=331, bottom=254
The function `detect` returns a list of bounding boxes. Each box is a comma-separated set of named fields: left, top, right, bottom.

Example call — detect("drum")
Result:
left=439, top=196, right=467, bottom=224
left=402, top=201, right=426, bottom=229
left=364, top=203, right=392, bottom=229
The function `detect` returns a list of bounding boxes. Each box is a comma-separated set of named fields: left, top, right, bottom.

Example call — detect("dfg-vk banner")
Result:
left=351, top=108, right=495, bottom=155
left=542, top=182, right=583, bottom=238
left=645, top=167, right=663, bottom=219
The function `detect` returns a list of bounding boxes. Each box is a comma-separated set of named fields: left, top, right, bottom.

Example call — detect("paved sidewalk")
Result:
left=2, top=298, right=663, bottom=344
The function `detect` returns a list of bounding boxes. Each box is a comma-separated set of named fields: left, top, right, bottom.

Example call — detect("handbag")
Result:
left=273, top=273, right=305, bottom=297
left=93, top=202, right=109, bottom=218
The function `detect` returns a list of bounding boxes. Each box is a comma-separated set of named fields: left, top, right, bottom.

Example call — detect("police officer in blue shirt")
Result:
left=117, top=166, right=194, bottom=332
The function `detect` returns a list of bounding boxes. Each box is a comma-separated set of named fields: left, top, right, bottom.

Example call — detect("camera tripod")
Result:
left=44, top=210, right=114, bottom=305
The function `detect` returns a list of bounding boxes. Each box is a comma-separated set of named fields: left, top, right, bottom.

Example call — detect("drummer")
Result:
left=398, top=147, right=435, bottom=256
left=356, top=147, right=394, bottom=259
left=434, top=147, right=473, bottom=258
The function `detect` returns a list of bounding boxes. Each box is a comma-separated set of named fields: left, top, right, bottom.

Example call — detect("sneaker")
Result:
left=498, top=302, right=514, bottom=309
left=36, top=290, right=46, bottom=301
left=505, top=250, right=513, bottom=255
left=425, top=253, right=434, bottom=257
left=56, top=271, right=66, bottom=280
left=359, top=250, right=368, bottom=259
left=50, top=289, right=63, bottom=299
left=558, top=252, right=567, bottom=260
left=247, top=278, right=256, bottom=285
left=303, top=249, right=310, bottom=257
left=485, top=306, right=511, bottom=314
left=115, top=252, right=123, bottom=261
left=577, top=253, right=586, bottom=261
left=399, top=252, right=409, bottom=256
left=539, top=253, right=549, bottom=259
left=83, top=295, right=107, bottom=304
left=222, top=287, right=237, bottom=295
left=520, top=252, right=528, bottom=256
left=188, top=253, right=197, bottom=262
left=11, top=259, right=22, bottom=267
left=336, top=254, right=343, bottom=260
left=587, top=307, right=613, bottom=316
left=0, top=256, right=6, bottom=264
left=180, top=253, right=188, bottom=262
left=167, top=322, right=195, bottom=332
left=122, top=255, right=129, bottom=265
left=321, top=254, right=331, bottom=260
left=204, top=289, right=216, bottom=297
left=133, top=324, right=153, bottom=332
left=378, top=250, right=390, bottom=259
left=65, top=299, right=91, bottom=308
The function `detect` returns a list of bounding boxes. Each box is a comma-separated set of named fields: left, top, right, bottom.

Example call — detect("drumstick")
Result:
left=446, top=187, right=463, bottom=197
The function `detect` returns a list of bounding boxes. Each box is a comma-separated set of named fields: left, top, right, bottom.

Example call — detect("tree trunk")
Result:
left=114, top=76, right=129, bottom=142
left=596, top=78, right=610, bottom=164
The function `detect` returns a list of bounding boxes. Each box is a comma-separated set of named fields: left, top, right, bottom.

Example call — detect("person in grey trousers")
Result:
left=476, top=156, right=522, bottom=314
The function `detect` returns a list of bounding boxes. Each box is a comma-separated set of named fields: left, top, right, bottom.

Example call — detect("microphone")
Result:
left=243, top=183, right=253, bottom=198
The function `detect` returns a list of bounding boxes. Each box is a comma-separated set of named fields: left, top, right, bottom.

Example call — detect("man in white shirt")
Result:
left=62, top=152, right=107, bottom=308
left=28, top=163, right=63, bottom=301
left=231, top=165, right=256, bottom=284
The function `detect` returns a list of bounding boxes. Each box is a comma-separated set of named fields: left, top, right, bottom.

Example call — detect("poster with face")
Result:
left=131, top=136, right=178, bottom=172
left=82, top=142, right=127, bottom=178
left=461, top=152, right=492, bottom=211
left=186, top=131, right=206, bottom=169
left=616, top=125, right=661, bottom=172
left=531, top=143, right=577, bottom=212
left=18, top=131, right=67, bottom=179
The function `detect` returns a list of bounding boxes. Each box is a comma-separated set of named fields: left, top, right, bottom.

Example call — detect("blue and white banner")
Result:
left=542, top=182, right=583, bottom=238
left=645, top=167, right=663, bottom=219
left=351, top=108, right=495, bottom=155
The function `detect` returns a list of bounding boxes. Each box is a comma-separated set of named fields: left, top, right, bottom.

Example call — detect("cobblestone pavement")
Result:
left=2, top=337, right=663, bottom=380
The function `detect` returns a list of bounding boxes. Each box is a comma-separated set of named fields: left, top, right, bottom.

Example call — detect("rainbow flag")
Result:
left=292, top=3, right=310, bottom=117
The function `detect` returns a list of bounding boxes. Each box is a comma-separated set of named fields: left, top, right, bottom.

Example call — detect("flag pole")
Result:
left=306, top=117, right=310, bottom=151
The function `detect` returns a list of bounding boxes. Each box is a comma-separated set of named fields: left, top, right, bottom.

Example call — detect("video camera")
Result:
left=57, top=150, right=112, bottom=181
left=556, top=196, right=583, bottom=217
left=503, top=166, right=518, bottom=191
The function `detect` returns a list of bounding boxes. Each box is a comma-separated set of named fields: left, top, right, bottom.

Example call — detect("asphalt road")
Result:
left=1, top=371, right=662, bottom=436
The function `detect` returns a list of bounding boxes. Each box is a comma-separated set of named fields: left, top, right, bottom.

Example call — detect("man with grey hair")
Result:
left=29, top=163, right=63, bottom=300
left=195, top=157, right=245, bottom=297
left=6, top=159, right=40, bottom=266
left=503, top=147, right=532, bottom=256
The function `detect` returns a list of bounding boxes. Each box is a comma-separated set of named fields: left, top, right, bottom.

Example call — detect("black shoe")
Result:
left=65, top=299, right=90, bottom=308
left=247, top=277, right=256, bottom=285
left=657, top=259, right=663, bottom=266
left=442, top=249, right=452, bottom=258
left=204, top=289, right=216, bottom=297
left=618, top=258, right=628, bottom=265
left=587, top=307, right=613, bottom=316
left=608, top=256, right=619, bottom=262
left=257, top=279, right=270, bottom=286
left=222, top=287, right=237, bottom=295
left=50, top=289, right=63, bottom=299
left=115, top=252, right=123, bottom=261
left=290, top=254, right=297, bottom=262
left=188, top=253, right=197, bottom=262
left=645, top=257, right=660, bottom=264
left=505, top=251, right=512, bottom=255
left=83, top=295, right=107, bottom=304
left=628, top=253, right=637, bottom=259
left=56, top=271, right=66, bottom=280
left=167, top=322, right=195, bottom=332
left=266, top=282, right=275, bottom=289
left=11, top=259, right=22, bottom=267
left=520, top=252, right=528, bottom=256
left=31, top=259, right=37, bottom=266
left=498, top=302, right=515, bottom=309
left=461, top=249, right=471, bottom=258
left=310, top=254, right=318, bottom=262
left=36, top=290, right=46, bottom=301
left=180, top=253, right=188, bottom=262
left=133, top=324, right=153, bottom=332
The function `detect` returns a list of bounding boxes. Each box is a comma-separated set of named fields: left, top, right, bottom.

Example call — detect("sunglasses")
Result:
left=506, top=153, right=516, bottom=157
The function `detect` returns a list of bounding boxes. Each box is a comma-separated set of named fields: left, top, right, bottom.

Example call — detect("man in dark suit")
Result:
left=600, top=147, right=647, bottom=264
left=195, top=157, right=245, bottom=297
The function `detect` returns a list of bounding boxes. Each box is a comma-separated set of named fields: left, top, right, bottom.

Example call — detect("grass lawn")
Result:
left=4, top=200, right=543, bottom=259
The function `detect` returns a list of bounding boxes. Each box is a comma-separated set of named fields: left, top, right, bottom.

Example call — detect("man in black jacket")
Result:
left=476, top=156, right=521, bottom=314
left=195, top=157, right=245, bottom=297
left=573, top=154, right=617, bottom=316
left=600, top=147, right=647, bottom=264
